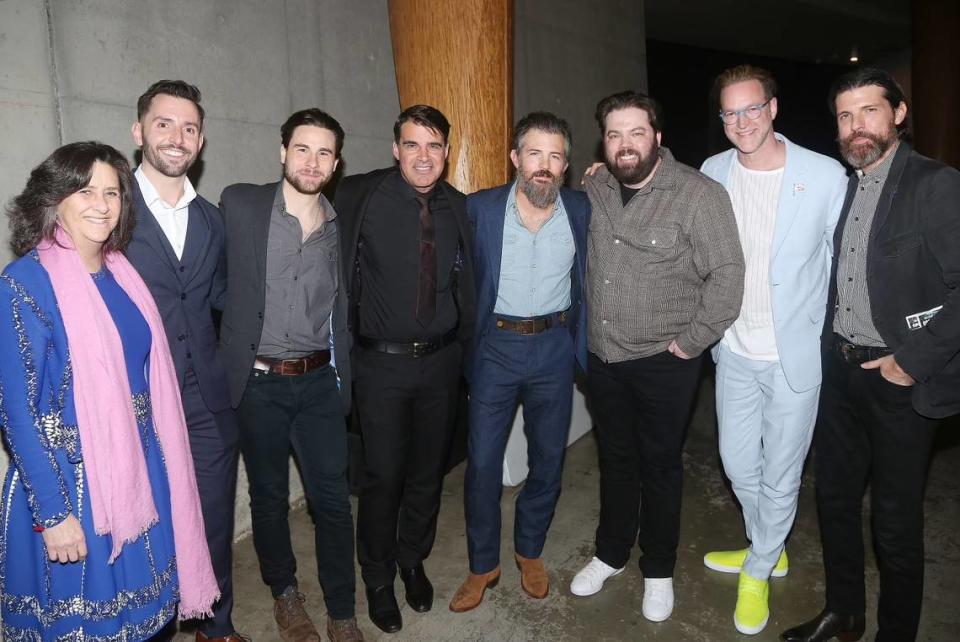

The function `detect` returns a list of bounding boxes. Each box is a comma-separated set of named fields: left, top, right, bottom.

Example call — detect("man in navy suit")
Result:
left=449, top=112, right=590, bottom=612
left=124, top=80, right=242, bottom=642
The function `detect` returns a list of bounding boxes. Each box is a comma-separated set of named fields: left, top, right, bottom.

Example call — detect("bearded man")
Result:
left=570, top=91, right=744, bottom=624
left=448, top=112, right=590, bottom=612
left=782, top=68, right=960, bottom=642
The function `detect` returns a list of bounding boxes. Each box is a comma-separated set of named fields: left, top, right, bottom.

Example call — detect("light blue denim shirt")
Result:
left=494, top=181, right=575, bottom=317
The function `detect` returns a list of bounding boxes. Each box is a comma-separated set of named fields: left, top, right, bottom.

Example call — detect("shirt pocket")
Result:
left=499, top=231, right=521, bottom=276
left=625, top=225, right=680, bottom=265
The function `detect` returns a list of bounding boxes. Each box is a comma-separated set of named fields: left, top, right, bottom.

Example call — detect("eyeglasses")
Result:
left=719, top=99, right=772, bottom=125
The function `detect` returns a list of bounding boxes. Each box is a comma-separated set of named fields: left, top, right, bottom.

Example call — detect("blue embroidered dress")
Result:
left=0, top=253, right=179, bottom=640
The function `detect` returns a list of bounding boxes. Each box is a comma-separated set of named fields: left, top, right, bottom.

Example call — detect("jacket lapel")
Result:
left=485, top=186, right=510, bottom=309
left=771, top=137, right=805, bottom=259
left=132, top=182, right=181, bottom=271
left=252, top=184, right=278, bottom=284
left=868, top=142, right=910, bottom=242
left=179, top=200, right=212, bottom=285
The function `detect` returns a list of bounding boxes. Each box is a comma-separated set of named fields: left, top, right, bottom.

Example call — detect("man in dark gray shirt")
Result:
left=218, top=109, right=364, bottom=642
left=570, top=91, right=743, bottom=623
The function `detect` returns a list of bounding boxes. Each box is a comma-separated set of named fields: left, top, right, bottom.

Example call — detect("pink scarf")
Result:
left=37, top=228, right=219, bottom=620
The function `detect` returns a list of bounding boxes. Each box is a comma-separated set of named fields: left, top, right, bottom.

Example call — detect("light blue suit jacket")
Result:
left=701, top=134, right=847, bottom=392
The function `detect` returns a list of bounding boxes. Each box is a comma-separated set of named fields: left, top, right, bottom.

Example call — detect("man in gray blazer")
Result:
left=218, top=109, right=362, bottom=642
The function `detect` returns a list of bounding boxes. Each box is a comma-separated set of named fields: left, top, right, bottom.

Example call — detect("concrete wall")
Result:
left=0, top=0, right=400, bottom=537
left=515, top=0, right=647, bottom=180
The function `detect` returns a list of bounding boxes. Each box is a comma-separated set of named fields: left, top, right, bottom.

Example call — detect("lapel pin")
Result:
left=794, top=183, right=805, bottom=193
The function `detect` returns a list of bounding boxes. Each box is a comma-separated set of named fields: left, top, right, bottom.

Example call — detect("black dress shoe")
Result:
left=366, top=585, right=402, bottom=634
left=781, top=609, right=866, bottom=642
left=399, top=564, right=434, bottom=612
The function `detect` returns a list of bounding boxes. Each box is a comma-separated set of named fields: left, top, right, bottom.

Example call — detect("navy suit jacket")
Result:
left=466, top=183, right=590, bottom=382
left=126, top=182, right=232, bottom=414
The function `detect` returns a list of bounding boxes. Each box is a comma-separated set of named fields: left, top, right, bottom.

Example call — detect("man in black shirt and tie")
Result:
left=336, top=105, right=476, bottom=634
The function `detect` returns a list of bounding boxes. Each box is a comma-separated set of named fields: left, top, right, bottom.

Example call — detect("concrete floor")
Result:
left=175, top=376, right=960, bottom=641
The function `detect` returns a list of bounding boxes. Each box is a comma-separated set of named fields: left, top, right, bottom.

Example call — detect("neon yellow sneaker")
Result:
left=734, top=571, right=769, bottom=634
left=703, top=548, right=788, bottom=577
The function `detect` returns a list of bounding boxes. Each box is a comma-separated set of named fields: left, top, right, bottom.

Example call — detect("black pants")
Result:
left=587, top=350, right=702, bottom=578
left=182, top=368, right=240, bottom=637
left=237, top=365, right=355, bottom=620
left=815, top=347, right=937, bottom=641
left=355, top=343, right=462, bottom=587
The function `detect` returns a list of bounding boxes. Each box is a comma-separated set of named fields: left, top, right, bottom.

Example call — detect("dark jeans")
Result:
left=355, top=343, right=462, bottom=587
left=587, top=350, right=702, bottom=578
left=182, top=368, right=240, bottom=637
left=465, top=325, right=575, bottom=573
left=815, top=347, right=937, bottom=641
left=237, top=365, right=355, bottom=620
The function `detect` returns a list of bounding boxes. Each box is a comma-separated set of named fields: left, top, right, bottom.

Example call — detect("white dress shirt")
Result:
left=134, top=166, right=197, bottom=260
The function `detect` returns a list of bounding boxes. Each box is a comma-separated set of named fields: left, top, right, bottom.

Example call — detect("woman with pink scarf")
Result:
left=0, top=141, right=219, bottom=639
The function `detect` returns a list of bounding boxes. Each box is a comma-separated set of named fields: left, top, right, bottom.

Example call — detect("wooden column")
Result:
left=388, top=0, right=513, bottom=193
left=912, top=0, right=960, bottom=168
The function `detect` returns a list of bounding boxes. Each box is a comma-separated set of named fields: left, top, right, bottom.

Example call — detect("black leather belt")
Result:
left=495, top=310, right=568, bottom=335
left=832, top=334, right=892, bottom=365
left=254, top=350, right=331, bottom=375
left=358, top=329, right=458, bottom=358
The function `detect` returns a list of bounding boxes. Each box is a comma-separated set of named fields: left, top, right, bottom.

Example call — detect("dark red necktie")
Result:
left=416, top=195, right=436, bottom=327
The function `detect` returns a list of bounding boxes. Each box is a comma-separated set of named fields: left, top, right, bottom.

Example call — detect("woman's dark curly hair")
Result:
left=7, top=141, right=135, bottom=257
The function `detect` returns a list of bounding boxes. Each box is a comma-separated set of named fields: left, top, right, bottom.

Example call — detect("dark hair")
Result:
left=714, top=65, right=778, bottom=105
left=393, top=104, right=451, bottom=144
left=512, top=111, right=572, bottom=158
left=7, top=142, right=135, bottom=257
left=136, top=79, right=205, bottom=127
left=595, top=90, right=663, bottom=134
left=280, top=108, right=345, bottom=157
left=828, top=67, right=908, bottom=132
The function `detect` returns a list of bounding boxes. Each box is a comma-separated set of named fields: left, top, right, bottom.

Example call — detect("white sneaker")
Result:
left=642, top=577, right=674, bottom=622
left=569, top=557, right=624, bottom=596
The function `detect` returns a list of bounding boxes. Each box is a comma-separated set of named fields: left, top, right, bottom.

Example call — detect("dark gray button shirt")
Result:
left=585, top=148, right=745, bottom=361
left=833, top=144, right=898, bottom=347
left=258, top=185, right=339, bottom=358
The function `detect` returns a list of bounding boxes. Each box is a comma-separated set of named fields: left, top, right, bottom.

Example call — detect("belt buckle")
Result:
left=518, top=319, right=536, bottom=335
left=412, top=341, right=430, bottom=358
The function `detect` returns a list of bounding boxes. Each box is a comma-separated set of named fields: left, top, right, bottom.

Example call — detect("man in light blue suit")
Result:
left=699, top=66, right=847, bottom=635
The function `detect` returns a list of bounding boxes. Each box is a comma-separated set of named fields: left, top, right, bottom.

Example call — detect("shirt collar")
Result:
left=272, top=181, right=337, bottom=222
left=134, top=165, right=196, bottom=210
left=506, top=179, right=564, bottom=224
left=855, top=141, right=899, bottom=185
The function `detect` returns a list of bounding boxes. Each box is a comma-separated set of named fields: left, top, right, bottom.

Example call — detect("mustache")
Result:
left=615, top=148, right=639, bottom=161
left=158, top=144, right=192, bottom=155
left=531, top=169, right=555, bottom=180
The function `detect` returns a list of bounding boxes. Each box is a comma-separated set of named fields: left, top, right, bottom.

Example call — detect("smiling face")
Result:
left=720, top=79, right=777, bottom=156
left=393, top=122, right=449, bottom=193
left=280, top=125, right=340, bottom=195
left=602, top=106, right=662, bottom=187
left=835, top=84, right=906, bottom=172
left=132, top=93, right=204, bottom=178
left=511, top=129, right=568, bottom=209
left=57, top=161, right=122, bottom=262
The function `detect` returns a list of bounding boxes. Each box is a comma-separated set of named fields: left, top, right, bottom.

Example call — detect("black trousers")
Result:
left=586, top=350, right=702, bottom=578
left=355, top=343, right=462, bottom=587
left=182, top=368, right=240, bottom=637
left=815, top=347, right=937, bottom=641
left=237, top=365, right=356, bottom=620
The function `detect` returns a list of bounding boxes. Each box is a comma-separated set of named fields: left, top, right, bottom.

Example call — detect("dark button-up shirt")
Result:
left=257, top=185, right=339, bottom=358
left=584, top=148, right=745, bottom=361
left=833, top=144, right=898, bottom=347
left=358, top=170, right=459, bottom=342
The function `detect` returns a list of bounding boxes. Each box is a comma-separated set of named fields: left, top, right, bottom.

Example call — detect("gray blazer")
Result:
left=217, top=181, right=352, bottom=413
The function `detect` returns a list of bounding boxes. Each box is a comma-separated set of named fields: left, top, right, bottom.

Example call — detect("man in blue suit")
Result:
left=698, top=66, right=846, bottom=635
left=124, top=80, right=242, bottom=642
left=449, top=112, right=590, bottom=613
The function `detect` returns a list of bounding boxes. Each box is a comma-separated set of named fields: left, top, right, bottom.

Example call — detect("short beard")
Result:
left=607, top=143, right=660, bottom=186
left=284, top=165, right=327, bottom=195
left=518, top=169, right=561, bottom=209
left=840, top=128, right=897, bottom=169
left=142, top=144, right=194, bottom=178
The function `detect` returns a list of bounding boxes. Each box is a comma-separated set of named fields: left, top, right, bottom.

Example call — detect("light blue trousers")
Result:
left=715, top=344, right=820, bottom=580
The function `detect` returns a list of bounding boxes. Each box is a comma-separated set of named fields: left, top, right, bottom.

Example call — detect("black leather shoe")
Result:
left=781, top=609, right=866, bottom=642
left=399, top=564, right=434, bottom=612
left=366, top=585, right=402, bottom=634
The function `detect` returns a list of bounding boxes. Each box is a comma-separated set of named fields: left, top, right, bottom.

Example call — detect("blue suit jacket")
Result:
left=125, top=182, right=232, bottom=413
left=466, top=183, right=590, bottom=382
left=701, top=134, right=847, bottom=392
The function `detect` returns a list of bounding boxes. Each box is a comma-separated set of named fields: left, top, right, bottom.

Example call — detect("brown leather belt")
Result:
left=357, top=329, right=458, bottom=358
left=832, top=334, right=891, bottom=365
left=495, top=311, right=567, bottom=335
left=254, top=350, right=331, bottom=376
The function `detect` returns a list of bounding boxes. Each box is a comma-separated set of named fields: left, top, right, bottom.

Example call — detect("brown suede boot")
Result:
left=274, top=587, right=321, bottom=642
left=515, top=553, right=549, bottom=599
left=448, top=567, right=501, bottom=612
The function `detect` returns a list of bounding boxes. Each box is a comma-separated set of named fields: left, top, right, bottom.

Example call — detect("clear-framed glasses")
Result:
left=719, top=99, right=772, bottom=125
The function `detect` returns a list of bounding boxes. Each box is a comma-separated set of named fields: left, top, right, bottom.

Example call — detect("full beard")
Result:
left=607, top=143, right=660, bottom=186
left=142, top=144, right=194, bottom=178
left=284, top=165, right=328, bottom=195
left=518, top=169, right=561, bottom=209
left=839, top=128, right=896, bottom=169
